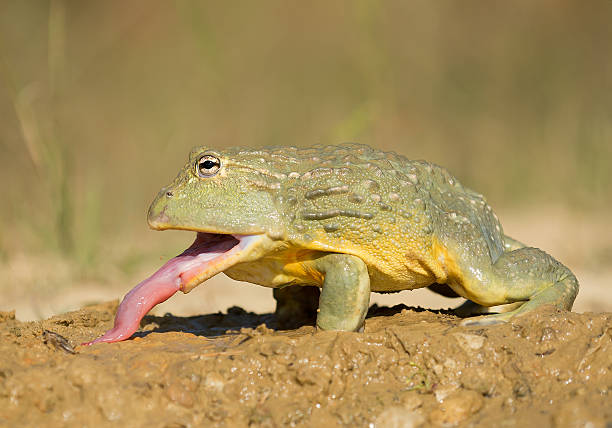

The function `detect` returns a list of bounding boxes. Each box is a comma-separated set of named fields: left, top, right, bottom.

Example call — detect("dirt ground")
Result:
left=1, top=300, right=610, bottom=428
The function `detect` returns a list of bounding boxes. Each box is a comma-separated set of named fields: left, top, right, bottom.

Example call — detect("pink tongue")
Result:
left=83, top=234, right=238, bottom=345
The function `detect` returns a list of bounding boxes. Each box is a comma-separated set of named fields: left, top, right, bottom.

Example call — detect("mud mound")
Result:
left=1, top=302, right=610, bottom=427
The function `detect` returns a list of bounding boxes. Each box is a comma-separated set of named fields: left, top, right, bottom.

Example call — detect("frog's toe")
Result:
left=459, top=305, right=535, bottom=326
left=459, top=313, right=509, bottom=327
left=454, top=301, right=524, bottom=318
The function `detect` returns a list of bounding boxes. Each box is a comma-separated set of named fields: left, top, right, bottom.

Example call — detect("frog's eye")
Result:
left=196, top=155, right=221, bottom=177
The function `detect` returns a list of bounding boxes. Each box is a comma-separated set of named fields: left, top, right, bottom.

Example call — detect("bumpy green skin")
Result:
left=148, top=143, right=579, bottom=331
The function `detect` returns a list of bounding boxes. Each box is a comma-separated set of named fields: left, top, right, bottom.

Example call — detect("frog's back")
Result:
left=223, top=143, right=503, bottom=292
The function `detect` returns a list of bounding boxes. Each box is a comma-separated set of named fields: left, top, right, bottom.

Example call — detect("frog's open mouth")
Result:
left=84, top=232, right=264, bottom=345
left=168, top=232, right=264, bottom=292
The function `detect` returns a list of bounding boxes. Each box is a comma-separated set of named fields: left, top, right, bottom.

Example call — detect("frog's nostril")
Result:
left=166, top=191, right=174, bottom=197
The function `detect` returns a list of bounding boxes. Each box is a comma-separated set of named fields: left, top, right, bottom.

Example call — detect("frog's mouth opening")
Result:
left=168, top=232, right=264, bottom=292
left=84, top=232, right=264, bottom=345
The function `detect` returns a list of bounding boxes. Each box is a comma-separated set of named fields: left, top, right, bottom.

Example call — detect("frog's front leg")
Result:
left=312, top=253, right=371, bottom=332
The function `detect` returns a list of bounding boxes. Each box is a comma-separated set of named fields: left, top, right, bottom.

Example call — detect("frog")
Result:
left=86, top=143, right=578, bottom=344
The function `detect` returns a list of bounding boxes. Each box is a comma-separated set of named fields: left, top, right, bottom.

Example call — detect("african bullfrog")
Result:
left=86, top=143, right=578, bottom=344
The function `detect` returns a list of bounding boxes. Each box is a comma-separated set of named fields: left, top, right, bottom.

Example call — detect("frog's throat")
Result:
left=83, top=233, right=266, bottom=345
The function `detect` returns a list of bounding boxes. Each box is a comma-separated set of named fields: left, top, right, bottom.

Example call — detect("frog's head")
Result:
left=146, top=146, right=287, bottom=292
left=148, top=147, right=285, bottom=236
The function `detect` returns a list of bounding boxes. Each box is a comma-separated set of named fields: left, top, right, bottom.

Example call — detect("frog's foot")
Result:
left=460, top=312, right=508, bottom=326
left=315, top=324, right=365, bottom=333
left=454, top=300, right=523, bottom=319
left=426, top=285, right=519, bottom=319
left=84, top=233, right=264, bottom=345
left=460, top=303, right=542, bottom=326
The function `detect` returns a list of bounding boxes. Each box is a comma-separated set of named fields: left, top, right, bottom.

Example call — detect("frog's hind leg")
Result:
left=459, top=247, right=578, bottom=326
left=451, top=234, right=529, bottom=320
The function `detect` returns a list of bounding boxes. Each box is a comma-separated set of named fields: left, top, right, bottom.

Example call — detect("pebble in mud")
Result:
left=375, top=406, right=425, bottom=428
left=203, top=372, right=226, bottom=392
left=166, top=381, right=195, bottom=408
left=453, top=332, right=485, bottom=352
left=428, top=390, right=484, bottom=426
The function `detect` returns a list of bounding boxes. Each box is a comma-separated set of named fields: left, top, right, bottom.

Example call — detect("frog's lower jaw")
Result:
left=83, top=233, right=266, bottom=345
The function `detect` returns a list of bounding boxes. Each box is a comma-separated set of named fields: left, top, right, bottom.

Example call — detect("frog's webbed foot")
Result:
left=454, top=300, right=523, bottom=319
left=460, top=313, right=508, bottom=326
left=460, top=303, right=541, bottom=326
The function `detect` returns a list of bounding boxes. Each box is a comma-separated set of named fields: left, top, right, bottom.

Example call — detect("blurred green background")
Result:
left=1, top=1, right=610, bottom=319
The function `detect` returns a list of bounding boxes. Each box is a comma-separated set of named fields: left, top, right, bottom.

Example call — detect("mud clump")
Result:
left=0, top=303, right=610, bottom=427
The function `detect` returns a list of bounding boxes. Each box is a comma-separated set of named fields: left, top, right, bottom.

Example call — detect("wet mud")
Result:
left=1, top=302, right=610, bottom=427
